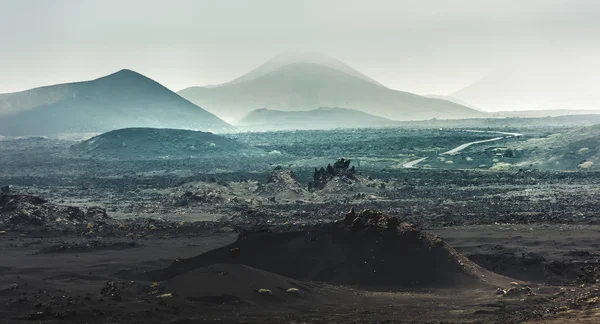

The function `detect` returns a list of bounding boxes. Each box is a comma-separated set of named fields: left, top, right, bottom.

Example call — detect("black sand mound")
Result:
left=149, top=209, right=512, bottom=289
left=163, top=263, right=317, bottom=305
left=71, top=127, right=260, bottom=160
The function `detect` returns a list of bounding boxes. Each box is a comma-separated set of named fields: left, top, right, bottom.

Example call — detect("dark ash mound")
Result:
left=149, top=209, right=512, bottom=289
left=71, top=127, right=260, bottom=160
left=164, top=263, right=318, bottom=304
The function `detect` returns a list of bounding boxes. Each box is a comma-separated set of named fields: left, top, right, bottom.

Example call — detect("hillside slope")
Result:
left=0, top=70, right=234, bottom=136
left=517, top=124, right=600, bottom=170
left=179, top=62, right=485, bottom=123
left=236, top=107, right=398, bottom=131
left=71, top=127, right=259, bottom=160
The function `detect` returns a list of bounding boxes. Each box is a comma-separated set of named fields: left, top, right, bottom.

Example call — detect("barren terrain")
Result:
left=1, top=126, right=599, bottom=323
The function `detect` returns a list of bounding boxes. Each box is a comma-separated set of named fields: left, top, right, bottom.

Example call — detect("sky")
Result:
left=1, top=0, right=599, bottom=100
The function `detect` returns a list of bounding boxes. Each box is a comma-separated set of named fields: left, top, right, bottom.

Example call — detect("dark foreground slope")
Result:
left=0, top=70, right=234, bottom=136
left=179, top=61, right=485, bottom=122
left=237, top=107, right=398, bottom=131
left=71, top=127, right=260, bottom=160
left=1, top=194, right=599, bottom=323
left=150, top=210, right=511, bottom=290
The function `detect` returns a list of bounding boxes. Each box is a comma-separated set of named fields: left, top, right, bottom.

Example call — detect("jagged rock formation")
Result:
left=310, top=158, right=357, bottom=190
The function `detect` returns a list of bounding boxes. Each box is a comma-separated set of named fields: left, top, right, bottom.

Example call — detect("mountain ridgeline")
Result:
left=237, top=107, right=398, bottom=131
left=178, top=52, right=485, bottom=123
left=0, top=70, right=234, bottom=136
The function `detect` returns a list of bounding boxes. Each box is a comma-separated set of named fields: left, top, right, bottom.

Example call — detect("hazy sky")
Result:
left=1, top=0, right=599, bottom=96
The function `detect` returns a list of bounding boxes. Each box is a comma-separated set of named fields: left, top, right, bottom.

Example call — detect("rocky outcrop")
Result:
left=256, top=168, right=308, bottom=198
left=311, top=158, right=356, bottom=190
left=0, top=194, right=113, bottom=229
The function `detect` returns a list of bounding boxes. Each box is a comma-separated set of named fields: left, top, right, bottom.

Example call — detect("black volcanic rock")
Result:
left=0, top=69, right=234, bottom=136
left=312, top=158, right=357, bottom=190
left=0, top=194, right=114, bottom=229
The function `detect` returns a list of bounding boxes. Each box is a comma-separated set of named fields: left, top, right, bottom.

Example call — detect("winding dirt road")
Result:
left=402, top=130, right=522, bottom=168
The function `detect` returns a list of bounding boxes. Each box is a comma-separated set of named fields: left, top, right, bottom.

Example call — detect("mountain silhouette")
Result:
left=451, top=64, right=600, bottom=112
left=225, top=50, right=383, bottom=87
left=179, top=55, right=484, bottom=123
left=0, top=69, right=234, bottom=136
left=237, top=107, right=398, bottom=131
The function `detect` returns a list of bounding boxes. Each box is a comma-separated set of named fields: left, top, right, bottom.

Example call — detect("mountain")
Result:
left=0, top=70, right=234, bottom=136
left=424, top=94, right=480, bottom=111
left=178, top=56, right=485, bottom=123
left=71, top=127, right=259, bottom=160
left=225, top=50, right=383, bottom=87
left=491, top=109, right=600, bottom=118
left=451, top=65, right=600, bottom=112
left=237, top=107, right=398, bottom=131
left=538, top=95, right=600, bottom=111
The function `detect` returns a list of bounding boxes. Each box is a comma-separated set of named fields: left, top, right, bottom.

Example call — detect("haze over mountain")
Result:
left=237, top=107, right=398, bottom=131
left=0, top=70, right=234, bottom=137
left=538, top=95, right=600, bottom=111
left=452, top=63, right=600, bottom=112
left=178, top=52, right=484, bottom=123
left=490, top=109, right=600, bottom=118
left=423, top=95, right=480, bottom=111
left=223, top=51, right=384, bottom=87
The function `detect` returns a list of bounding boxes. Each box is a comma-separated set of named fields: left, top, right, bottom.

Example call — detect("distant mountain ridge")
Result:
left=225, top=50, right=384, bottom=87
left=491, top=109, right=600, bottom=118
left=0, top=69, right=234, bottom=136
left=424, top=94, right=480, bottom=111
left=236, top=107, right=398, bottom=131
left=451, top=64, right=600, bottom=112
left=179, top=54, right=485, bottom=123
